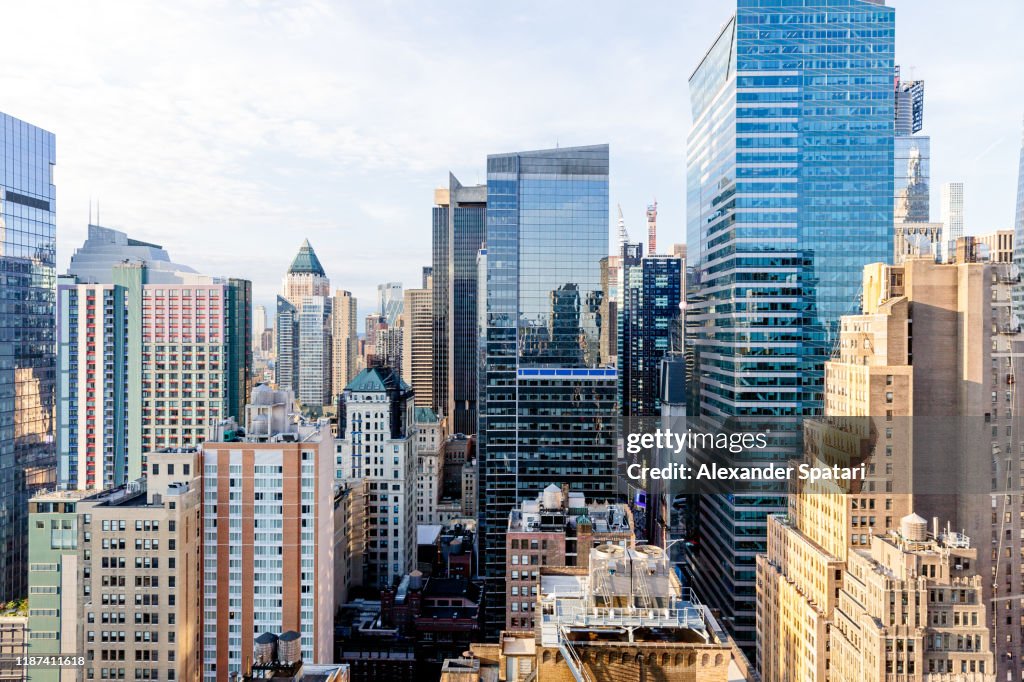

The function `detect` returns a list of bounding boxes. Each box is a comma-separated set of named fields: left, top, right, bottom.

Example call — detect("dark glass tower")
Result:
left=432, top=174, right=486, bottom=436
left=0, top=112, right=57, bottom=600
left=478, top=144, right=617, bottom=636
left=686, top=0, right=895, bottom=652
left=618, top=247, right=682, bottom=417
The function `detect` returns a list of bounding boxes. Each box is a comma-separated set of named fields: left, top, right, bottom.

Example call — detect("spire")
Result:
left=288, top=239, right=326, bottom=276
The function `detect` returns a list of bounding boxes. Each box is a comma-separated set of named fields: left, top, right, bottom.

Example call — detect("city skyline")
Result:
left=2, top=1, right=1021, bottom=317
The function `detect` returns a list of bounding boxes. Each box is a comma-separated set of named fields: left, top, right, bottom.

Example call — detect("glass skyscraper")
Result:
left=0, top=112, right=57, bottom=601
left=432, top=174, right=487, bottom=436
left=479, top=144, right=617, bottom=636
left=686, top=0, right=895, bottom=651
left=618, top=247, right=682, bottom=417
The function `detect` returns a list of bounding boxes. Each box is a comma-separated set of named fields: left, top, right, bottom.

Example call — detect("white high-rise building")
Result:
left=940, top=182, right=964, bottom=262
left=335, top=368, right=416, bottom=588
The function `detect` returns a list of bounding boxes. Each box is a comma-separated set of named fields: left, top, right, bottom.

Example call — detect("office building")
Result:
left=894, top=66, right=924, bottom=136
left=336, top=368, right=416, bottom=588
left=298, top=296, right=332, bottom=406
left=977, top=229, right=1014, bottom=263
left=0, top=112, right=56, bottom=602
left=685, top=0, right=895, bottom=651
left=432, top=175, right=487, bottom=435
left=833, top=520, right=993, bottom=681
left=58, top=228, right=251, bottom=488
left=374, top=325, right=403, bottom=375
left=254, top=305, right=267, bottom=350
left=941, top=182, right=965, bottom=262
left=276, top=296, right=298, bottom=394
left=277, top=240, right=332, bottom=407
left=377, top=282, right=403, bottom=327
left=83, top=456, right=202, bottom=682
left=504, top=486, right=634, bottom=632
left=618, top=249, right=682, bottom=416
left=331, top=290, right=358, bottom=397
left=757, top=254, right=1024, bottom=681
left=401, top=287, right=433, bottom=406
left=202, top=385, right=336, bottom=679
left=413, top=407, right=444, bottom=525
left=894, top=135, right=930, bottom=224
left=27, top=461, right=202, bottom=682
left=646, top=201, right=657, bottom=255
left=893, top=69, right=930, bottom=241
left=479, top=144, right=617, bottom=637
left=282, top=239, right=330, bottom=303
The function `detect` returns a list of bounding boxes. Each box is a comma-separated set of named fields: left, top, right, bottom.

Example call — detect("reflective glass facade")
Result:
left=479, top=145, right=616, bottom=636
left=618, top=252, right=682, bottom=416
left=686, top=0, right=895, bottom=651
left=894, top=135, right=930, bottom=223
left=0, top=112, right=57, bottom=601
left=432, top=175, right=487, bottom=436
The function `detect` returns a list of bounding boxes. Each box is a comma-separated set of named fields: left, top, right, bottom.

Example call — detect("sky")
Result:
left=2, top=0, right=1023, bottom=320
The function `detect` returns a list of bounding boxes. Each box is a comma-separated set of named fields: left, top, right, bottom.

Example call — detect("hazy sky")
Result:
left=3, top=0, right=1022, bottom=318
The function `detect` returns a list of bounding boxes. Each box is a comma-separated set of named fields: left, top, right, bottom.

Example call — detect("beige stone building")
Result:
left=331, top=290, right=359, bottom=397
left=976, top=229, right=1014, bottom=263
left=831, top=515, right=993, bottom=681
left=757, top=252, right=1024, bottom=681
left=401, top=287, right=433, bottom=407
left=78, top=452, right=202, bottom=682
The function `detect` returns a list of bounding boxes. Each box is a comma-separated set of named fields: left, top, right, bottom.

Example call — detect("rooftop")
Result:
left=287, top=239, right=326, bottom=276
left=345, top=366, right=410, bottom=393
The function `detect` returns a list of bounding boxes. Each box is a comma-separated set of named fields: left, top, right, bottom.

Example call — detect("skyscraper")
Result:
left=58, top=226, right=251, bottom=488
left=686, top=0, right=895, bottom=651
left=335, top=368, right=417, bottom=588
left=277, top=240, right=332, bottom=406
left=203, top=386, right=336, bottom=679
left=253, top=304, right=267, bottom=349
left=479, top=144, right=617, bottom=636
left=331, top=289, right=358, bottom=395
left=377, top=282, right=403, bottom=326
left=893, top=72, right=931, bottom=226
left=402, top=286, right=433, bottom=407
left=618, top=247, right=682, bottom=416
left=0, top=112, right=56, bottom=601
left=941, top=182, right=964, bottom=262
left=646, top=200, right=657, bottom=256
left=432, top=175, right=487, bottom=435
left=298, top=296, right=331, bottom=406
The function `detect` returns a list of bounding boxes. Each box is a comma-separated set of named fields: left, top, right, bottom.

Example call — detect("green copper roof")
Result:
left=288, top=239, right=326, bottom=276
left=345, top=367, right=411, bottom=393
left=414, top=407, right=438, bottom=423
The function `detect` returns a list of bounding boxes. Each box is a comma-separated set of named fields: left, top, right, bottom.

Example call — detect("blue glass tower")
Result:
left=618, top=247, right=683, bottom=417
left=686, top=0, right=895, bottom=651
left=479, top=144, right=617, bottom=636
left=432, top=175, right=487, bottom=436
left=0, top=112, right=57, bottom=600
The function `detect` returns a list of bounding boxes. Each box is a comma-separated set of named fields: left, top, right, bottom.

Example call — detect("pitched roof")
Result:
left=345, top=367, right=411, bottom=393
left=414, top=406, right=439, bottom=423
left=287, top=239, right=326, bottom=276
